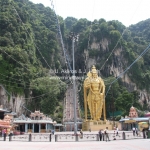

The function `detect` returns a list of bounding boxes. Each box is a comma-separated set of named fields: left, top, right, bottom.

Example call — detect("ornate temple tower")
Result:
left=129, top=106, right=138, bottom=118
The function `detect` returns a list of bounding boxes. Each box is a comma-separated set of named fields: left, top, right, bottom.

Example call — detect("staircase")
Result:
left=63, top=83, right=82, bottom=131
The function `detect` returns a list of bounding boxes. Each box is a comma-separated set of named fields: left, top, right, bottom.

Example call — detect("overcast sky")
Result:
left=29, top=0, right=150, bottom=27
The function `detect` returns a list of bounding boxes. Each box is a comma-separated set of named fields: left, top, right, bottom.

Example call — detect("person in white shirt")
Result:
left=132, top=127, right=135, bottom=136
left=104, top=127, right=110, bottom=142
left=116, top=127, right=119, bottom=136
left=135, top=128, right=138, bottom=136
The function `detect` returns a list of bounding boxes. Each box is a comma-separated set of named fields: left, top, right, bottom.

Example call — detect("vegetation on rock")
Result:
left=0, top=0, right=150, bottom=120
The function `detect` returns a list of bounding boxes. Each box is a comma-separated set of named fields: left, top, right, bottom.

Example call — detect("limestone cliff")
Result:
left=83, top=38, right=150, bottom=105
left=0, top=86, right=25, bottom=115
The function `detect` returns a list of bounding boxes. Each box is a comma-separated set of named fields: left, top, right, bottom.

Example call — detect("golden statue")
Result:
left=84, top=65, right=106, bottom=121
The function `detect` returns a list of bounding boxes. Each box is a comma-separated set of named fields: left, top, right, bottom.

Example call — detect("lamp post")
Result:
left=53, top=121, right=57, bottom=133
left=69, top=32, right=79, bottom=137
left=64, top=124, right=66, bottom=131
left=148, top=117, right=150, bottom=138
left=149, top=118, right=150, bottom=130
left=112, top=90, right=115, bottom=127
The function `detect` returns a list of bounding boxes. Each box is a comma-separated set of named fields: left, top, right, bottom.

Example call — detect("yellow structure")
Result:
left=82, top=65, right=112, bottom=131
left=82, top=120, right=115, bottom=131
left=84, top=65, right=106, bottom=121
left=138, top=122, right=149, bottom=131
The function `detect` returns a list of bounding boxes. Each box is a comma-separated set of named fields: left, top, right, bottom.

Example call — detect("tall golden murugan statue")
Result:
left=84, top=65, right=106, bottom=121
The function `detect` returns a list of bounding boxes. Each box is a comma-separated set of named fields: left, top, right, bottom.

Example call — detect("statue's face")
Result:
left=92, top=73, right=97, bottom=78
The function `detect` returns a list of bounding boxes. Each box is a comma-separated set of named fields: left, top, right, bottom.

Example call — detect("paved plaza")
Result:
left=0, top=131, right=149, bottom=150
left=0, top=139, right=150, bottom=150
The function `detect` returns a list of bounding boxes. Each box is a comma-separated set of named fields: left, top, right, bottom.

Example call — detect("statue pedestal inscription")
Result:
left=82, top=120, right=113, bottom=131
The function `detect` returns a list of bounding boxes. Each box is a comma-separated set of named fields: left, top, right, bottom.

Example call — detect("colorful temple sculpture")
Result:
left=129, top=106, right=138, bottom=118
left=0, top=105, right=12, bottom=130
left=119, top=106, right=149, bottom=131
left=0, top=115, right=11, bottom=129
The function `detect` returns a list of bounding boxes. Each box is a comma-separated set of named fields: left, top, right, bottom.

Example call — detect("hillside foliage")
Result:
left=0, top=0, right=150, bottom=119
left=0, top=0, right=66, bottom=118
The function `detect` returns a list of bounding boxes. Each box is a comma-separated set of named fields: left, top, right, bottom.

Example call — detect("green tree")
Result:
left=30, top=77, right=66, bottom=115
left=115, top=90, right=134, bottom=115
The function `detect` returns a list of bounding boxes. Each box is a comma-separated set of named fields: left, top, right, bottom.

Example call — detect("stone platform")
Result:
left=82, top=120, right=119, bottom=131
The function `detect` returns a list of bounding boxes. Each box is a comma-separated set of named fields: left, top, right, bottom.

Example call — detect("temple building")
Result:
left=0, top=105, right=12, bottom=129
left=13, top=110, right=63, bottom=133
left=0, top=115, right=12, bottom=129
left=119, top=106, right=149, bottom=131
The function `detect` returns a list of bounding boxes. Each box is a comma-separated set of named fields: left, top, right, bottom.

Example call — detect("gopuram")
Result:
left=82, top=65, right=113, bottom=131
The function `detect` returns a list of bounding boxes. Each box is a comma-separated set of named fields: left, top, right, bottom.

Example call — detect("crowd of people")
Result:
left=0, top=128, right=13, bottom=137
left=132, top=127, right=139, bottom=136
left=0, top=128, right=7, bottom=137
left=98, top=126, right=120, bottom=142
left=97, top=126, right=149, bottom=141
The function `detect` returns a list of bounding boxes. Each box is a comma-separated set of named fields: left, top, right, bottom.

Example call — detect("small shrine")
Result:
left=119, top=106, right=149, bottom=131
left=0, top=105, right=12, bottom=129
left=129, top=106, right=138, bottom=118
left=30, top=110, right=50, bottom=120
left=13, top=110, right=63, bottom=133
left=0, top=115, right=11, bottom=129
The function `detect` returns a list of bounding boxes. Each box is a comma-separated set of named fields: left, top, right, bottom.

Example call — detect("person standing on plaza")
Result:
left=80, top=129, right=83, bottom=138
left=135, top=127, right=138, bottom=136
left=102, top=129, right=104, bottom=140
left=3, top=128, right=7, bottom=141
left=52, top=130, right=54, bottom=135
left=2, top=129, right=4, bottom=137
left=132, top=127, right=135, bottom=136
left=98, top=129, right=103, bottom=141
left=142, top=128, right=146, bottom=139
left=3, top=128, right=6, bottom=135
left=10, top=130, right=13, bottom=136
left=116, top=127, right=119, bottom=136
left=104, top=127, right=110, bottom=142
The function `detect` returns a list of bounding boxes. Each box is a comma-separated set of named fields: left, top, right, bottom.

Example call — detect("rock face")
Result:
left=0, top=86, right=25, bottom=116
left=83, top=39, right=150, bottom=105
left=138, top=90, right=150, bottom=105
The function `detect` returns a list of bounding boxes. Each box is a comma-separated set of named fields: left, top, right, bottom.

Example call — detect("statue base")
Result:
left=82, top=120, right=116, bottom=131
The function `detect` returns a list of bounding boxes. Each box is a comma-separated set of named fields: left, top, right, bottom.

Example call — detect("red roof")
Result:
left=145, top=112, right=150, bottom=117
left=0, top=124, right=11, bottom=128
